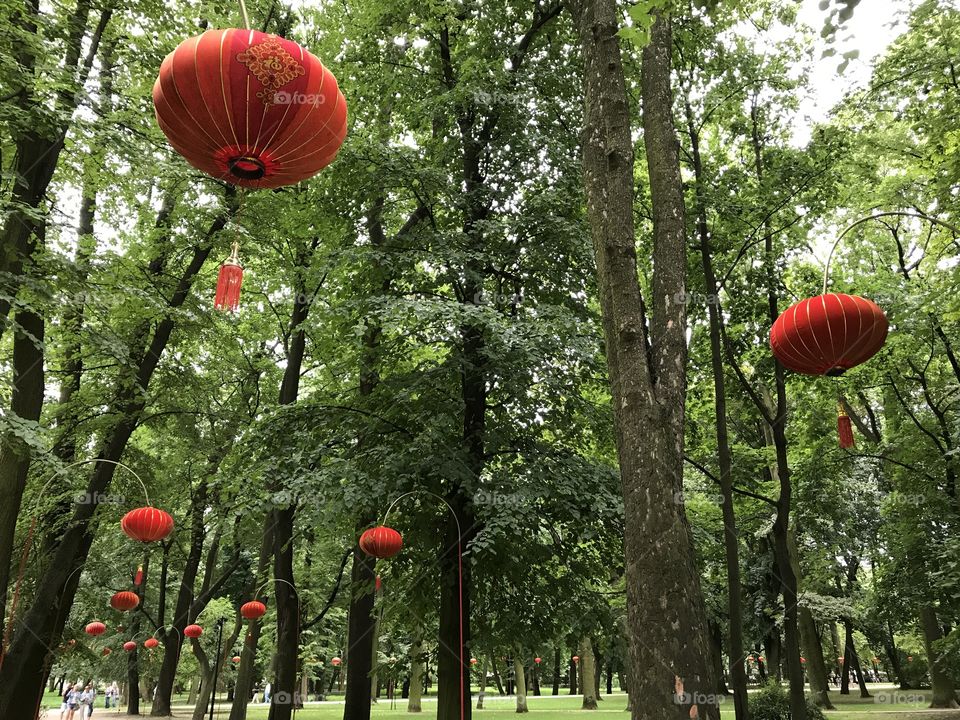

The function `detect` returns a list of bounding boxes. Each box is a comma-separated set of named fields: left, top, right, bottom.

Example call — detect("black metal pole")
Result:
left=209, top=618, right=225, bottom=720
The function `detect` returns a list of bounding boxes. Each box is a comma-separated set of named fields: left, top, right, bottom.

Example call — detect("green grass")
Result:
left=37, top=684, right=960, bottom=719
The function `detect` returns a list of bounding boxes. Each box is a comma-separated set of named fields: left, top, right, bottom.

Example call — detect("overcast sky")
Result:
left=792, top=0, right=910, bottom=144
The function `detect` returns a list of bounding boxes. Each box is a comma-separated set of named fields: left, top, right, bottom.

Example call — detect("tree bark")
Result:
left=580, top=639, right=598, bottom=710
left=920, top=605, right=959, bottom=708
left=798, top=607, right=834, bottom=709
left=514, top=658, right=528, bottom=713
left=409, top=636, right=424, bottom=713
left=569, top=2, right=716, bottom=718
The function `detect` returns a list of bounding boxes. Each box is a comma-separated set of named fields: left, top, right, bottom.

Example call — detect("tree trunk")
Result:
left=580, top=639, right=598, bottom=710
left=798, top=607, right=834, bottom=709
left=552, top=649, right=560, bottom=695
left=409, top=637, right=424, bottom=713
left=920, top=605, right=959, bottom=708
left=126, top=552, right=150, bottom=715
left=476, top=656, right=488, bottom=709
left=569, top=1, right=716, bottom=718
left=568, top=656, right=577, bottom=695
left=514, top=659, right=528, bottom=713
left=437, top=493, right=473, bottom=720
left=343, top=539, right=377, bottom=720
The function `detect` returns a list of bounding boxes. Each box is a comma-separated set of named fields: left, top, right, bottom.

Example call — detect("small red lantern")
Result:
left=85, top=622, right=107, bottom=636
left=123, top=641, right=137, bottom=652
left=144, top=638, right=159, bottom=649
left=800, top=657, right=806, bottom=664
left=470, top=658, right=478, bottom=665
left=770, top=293, right=888, bottom=376
left=102, top=647, right=112, bottom=657
left=153, top=29, right=347, bottom=190
left=121, top=507, right=174, bottom=543
left=535, top=657, right=542, bottom=664
left=110, top=591, right=140, bottom=611
left=233, top=656, right=242, bottom=664
left=332, top=657, right=342, bottom=667
left=241, top=600, right=267, bottom=619
left=375, top=575, right=382, bottom=591
left=184, top=624, right=203, bottom=638
left=572, top=656, right=579, bottom=664
left=359, top=526, right=403, bottom=559
left=758, top=656, right=765, bottom=663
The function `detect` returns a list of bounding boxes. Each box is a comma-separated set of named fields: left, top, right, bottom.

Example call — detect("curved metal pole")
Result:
left=822, top=211, right=960, bottom=294
left=380, top=489, right=465, bottom=720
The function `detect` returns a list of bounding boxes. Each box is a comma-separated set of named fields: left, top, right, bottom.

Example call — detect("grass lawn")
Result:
left=36, top=685, right=960, bottom=719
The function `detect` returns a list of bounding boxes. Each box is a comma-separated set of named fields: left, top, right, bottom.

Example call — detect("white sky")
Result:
left=792, top=0, right=910, bottom=144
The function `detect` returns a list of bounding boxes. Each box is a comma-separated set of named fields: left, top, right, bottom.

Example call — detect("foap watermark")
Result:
left=74, top=492, right=125, bottom=505
left=273, top=91, right=326, bottom=107
left=674, top=691, right=726, bottom=707
left=874, top=692, right=925, bottom=706
left=670, top=291, right=720, bottom=307
left=473, top=491, right=526, bottom=508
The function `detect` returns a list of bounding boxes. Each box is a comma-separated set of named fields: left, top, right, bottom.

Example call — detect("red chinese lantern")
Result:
left=85, top=621, right=107, bottom=636
left=110, top=591, right=140, bottom=612
left=359, top=526, right=403, bottom=559
left=123, top=641, right=137, bottom=652
left=332, top=657, right=342, bottom=667
left=470, top=658, right=478, bottom=665
left=134, top=564, right=144, bottom=586
left=121, top=507, right=174, bottom=543
left=534, top=657, right=542, bottom=664
left=233, top=656, right=242, bottom=664
left=572, top=656, right=579, bottom=664
left=184, top=624, right=203, bottom=638
left=770, top=293, right=888, bottom=447
left=102, top=647, right=112, bottom=657
left=153, top=29, right=347, bottom=190
left=800, top=657, right=806, bottom=664
left=241, top=600, right=267, bottom=619
left=144, top=638, right=159, bottom=649
left=758, top=656, right=765, bottom=663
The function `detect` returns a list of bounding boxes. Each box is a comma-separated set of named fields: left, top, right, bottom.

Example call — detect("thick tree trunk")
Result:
left=799, top=607, right=834, bottom=708
left=343, top=539, right=377, bottom=720
left=920, top=605, right=959, bottom=708
left=436, top=493, right=473, bottom=720
left=570, top=2, right=716, bottom=718
left=514, top=659, right=528, bottom=713
left=0, top=300, right=44, bottom=651
left=409, top=637, right=424, bottom=712
left=552, top=649, right=560, bottom=695
left=580, top=639, right=598, bottom=710
left=568, top=656, right=577, bottom=695
left=126, top=552, right=150, bottom=715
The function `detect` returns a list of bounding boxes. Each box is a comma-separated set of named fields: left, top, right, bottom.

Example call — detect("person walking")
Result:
left=64, top=685, right=81, bottom=720
left=59, top=683, right=74, bottom=720
left=79, top=684, right=95, bottom=718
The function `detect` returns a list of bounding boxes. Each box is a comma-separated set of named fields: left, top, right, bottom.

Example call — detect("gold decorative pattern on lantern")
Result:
left=236, top=36, right=305, bottom=105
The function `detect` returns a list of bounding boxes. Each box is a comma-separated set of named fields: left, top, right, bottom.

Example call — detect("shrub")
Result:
left=748, top=682, right=827, bottom=720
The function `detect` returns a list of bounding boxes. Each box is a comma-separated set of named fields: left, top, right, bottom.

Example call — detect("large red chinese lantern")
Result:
left=121, top=507, right=174, bottom=543
left=123, top=641, right=137, bottom=652
left=240, top=600, right=267, bottom=620
left=153, top=29, right=347, bottom=189
left=770, top=293, right=888, bottom=447
left=153, top=28, right=348, bottom=312
left=110, top=591, right=140, bottom=612
left=359, top=526, right=403, bottom=559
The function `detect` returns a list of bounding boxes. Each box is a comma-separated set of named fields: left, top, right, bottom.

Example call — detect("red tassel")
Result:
left=837, top=408, right=854, bottom=448
left=214, top=242, right=243, bottom=311
left=134, top=565, right=143, bottom=586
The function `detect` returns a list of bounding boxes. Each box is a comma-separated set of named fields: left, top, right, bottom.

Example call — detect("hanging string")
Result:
left=238, top=0, right=251, bottom=30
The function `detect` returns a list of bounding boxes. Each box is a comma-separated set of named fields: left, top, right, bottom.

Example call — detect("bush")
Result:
left=747, top=682, right=827, bottom=720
